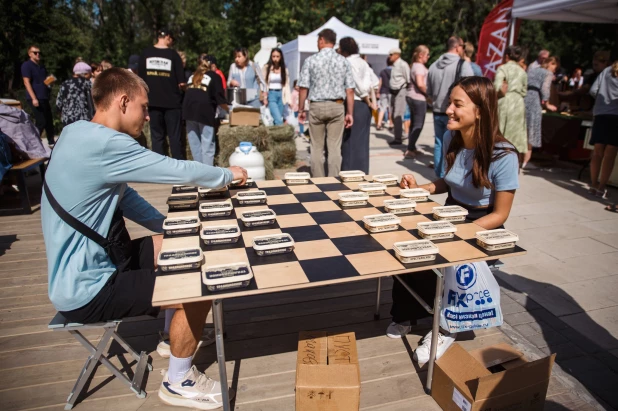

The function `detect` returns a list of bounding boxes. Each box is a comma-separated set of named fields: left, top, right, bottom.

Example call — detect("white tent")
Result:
left=281, top=17, right=400, bottom=86
left=512, top=0, right=618, bottom=24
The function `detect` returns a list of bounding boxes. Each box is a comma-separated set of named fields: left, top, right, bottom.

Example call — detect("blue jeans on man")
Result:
left=433, top=113, right=449, bottom=178
left=268, top=89, right=284, bottom=125
left=186, top=121, right=215, bottom=166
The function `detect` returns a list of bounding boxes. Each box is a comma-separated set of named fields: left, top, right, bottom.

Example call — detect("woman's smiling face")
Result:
left=446, top=85, right=478, bottom=132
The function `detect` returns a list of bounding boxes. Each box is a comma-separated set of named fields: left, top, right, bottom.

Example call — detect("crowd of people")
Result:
left=2, top=24, right=615, bottom=411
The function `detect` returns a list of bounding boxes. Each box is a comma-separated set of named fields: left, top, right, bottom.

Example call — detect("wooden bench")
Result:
left=5, top=158, right=47, bottom=214
left=49, top=312, right=152, bottom=410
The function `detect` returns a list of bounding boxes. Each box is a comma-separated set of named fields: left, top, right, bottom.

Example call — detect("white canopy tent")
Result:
left=512, top=0, right=618, bottom=24
left=281, top=17, right=399, bottom=86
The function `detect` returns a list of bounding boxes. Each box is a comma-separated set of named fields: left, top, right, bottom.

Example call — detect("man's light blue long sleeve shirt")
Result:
left=42, top=121, right=233, bottom=311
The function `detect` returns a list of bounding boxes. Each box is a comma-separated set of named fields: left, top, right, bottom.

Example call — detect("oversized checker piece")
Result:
left=153, top=177, right=525, bottom=304
left=152, top=176, right=526, bottom=411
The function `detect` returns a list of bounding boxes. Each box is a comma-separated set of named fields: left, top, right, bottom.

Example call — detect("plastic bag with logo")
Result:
left=439, top=262, right=503, bottom=333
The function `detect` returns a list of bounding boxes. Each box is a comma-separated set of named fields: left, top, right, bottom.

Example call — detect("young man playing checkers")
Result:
left=41, top=67, right=246, bottom=410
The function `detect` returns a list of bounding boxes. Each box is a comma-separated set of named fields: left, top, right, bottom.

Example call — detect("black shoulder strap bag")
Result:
left=43, top=174, right=133, bottom=269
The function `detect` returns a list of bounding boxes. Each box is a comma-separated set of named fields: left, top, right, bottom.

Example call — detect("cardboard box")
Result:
left=296, top=331, right=360, bottom=411
left=431, top=343, right=556, bottom=411
left=230, top=107, right=260, bottom=127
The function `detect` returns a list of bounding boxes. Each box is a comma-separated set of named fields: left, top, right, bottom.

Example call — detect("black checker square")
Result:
left=332, top=235, right=384, bottom=255
left=386, top=249, right=449, bottom=269
left=262, top=186, right=293, bottom=196
left=464, top=239, right=526, bottom=258
left=294, top=192, right=332, bottom=203
left=316, top=183, right=349, bottom=192
left=299, top=256, right=360, bottom=282
left=281, top=225, right=329, bottom=242
left=311, top=210, right=354, bottom=225
left=269, top=203, right=307, bottom=216
left=246, top=247, right=299, bottom=266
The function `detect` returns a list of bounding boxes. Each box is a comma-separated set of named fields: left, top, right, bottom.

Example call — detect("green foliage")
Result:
left=2, top=0, right=616, bottom=99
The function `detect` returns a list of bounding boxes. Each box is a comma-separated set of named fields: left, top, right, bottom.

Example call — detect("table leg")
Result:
left=213, top=299, right=230, bottom=411
left=426, top=268, right=445, bottom=393
left=374, top=278, right=382, bottom=320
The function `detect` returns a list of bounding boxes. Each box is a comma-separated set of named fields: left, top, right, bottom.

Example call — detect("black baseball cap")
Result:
left=207, top=55, right=217, bottom=66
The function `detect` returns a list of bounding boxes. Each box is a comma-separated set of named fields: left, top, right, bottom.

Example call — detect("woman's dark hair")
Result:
left=234, top=47, right=248, bottom=59
left=266, top=48, right=286, bottom=86
left=339, top=37, right=359, bottom=57
left=445, top=77, right=518, bottom=189
left=505, top=45, right=523, bottom=62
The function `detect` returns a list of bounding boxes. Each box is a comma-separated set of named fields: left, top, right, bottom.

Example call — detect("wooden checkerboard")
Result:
left=152, top=177, right=525, bottom=306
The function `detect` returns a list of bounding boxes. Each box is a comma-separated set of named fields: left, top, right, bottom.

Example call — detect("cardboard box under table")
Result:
left=152, top=176, right=527, bottom=411
left=432, top=343, right=556, bottom=411
left=296, top=331, right=360, bottom=411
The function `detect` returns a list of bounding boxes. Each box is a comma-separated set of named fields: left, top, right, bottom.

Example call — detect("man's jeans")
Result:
left=433, top=113, right=449, bottom=178
left=186, top=121, right=215, bottom=166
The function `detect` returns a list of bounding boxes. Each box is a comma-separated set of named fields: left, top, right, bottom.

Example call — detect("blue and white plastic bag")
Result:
left=440, top=262, right=503, bottom=333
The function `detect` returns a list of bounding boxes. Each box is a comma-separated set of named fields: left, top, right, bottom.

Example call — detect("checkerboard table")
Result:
left=152, top=176, right=526, bottom=410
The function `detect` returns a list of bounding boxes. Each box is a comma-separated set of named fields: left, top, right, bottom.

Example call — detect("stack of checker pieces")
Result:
left=155, top=176, right=526, bottom=303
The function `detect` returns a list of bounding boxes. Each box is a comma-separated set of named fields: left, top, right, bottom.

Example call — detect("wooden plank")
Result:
left=0, top=275, right=47, bottom=287
left=10, top=158, right=46, bottom=170
left=0, top=294, right=51, bottom=310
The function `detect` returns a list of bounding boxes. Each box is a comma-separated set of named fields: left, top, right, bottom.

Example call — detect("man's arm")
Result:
left=298, top=87, right=309, bottom=123
left=119, top=185, right=165, bottom=233
left=101, top=133, right=234, bottom=188
left=212, top=74, right=229, bottom=111
left=22, top=63, right=38, bottom=106
left=345, top=88, right=354, bottom=128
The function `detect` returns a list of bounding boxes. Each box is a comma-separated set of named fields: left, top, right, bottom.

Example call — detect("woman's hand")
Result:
left=546, top=103, right=558, bottom=112
left=230, top=80, right=240, bottom=87
left=400, top=174, right=418, bottom=189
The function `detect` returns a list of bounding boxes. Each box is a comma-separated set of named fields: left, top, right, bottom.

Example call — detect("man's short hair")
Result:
left=318, top=29, right=337, bottom=45
left=27, top=45, right=39, bottom=52
left=339, top=37, right=359, bottom=56
left=447, top=36, right=462, bottom=51
left=92, top=67, right=149, bottom=111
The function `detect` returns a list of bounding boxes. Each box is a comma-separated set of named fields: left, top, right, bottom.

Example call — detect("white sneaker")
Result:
left=159, top=365, right=234, bottom=410
left=386, top=322, right=411, bottom=339
left=413, top=331, right=457, bottom=363
left=157, top=328, right=216, bottom=359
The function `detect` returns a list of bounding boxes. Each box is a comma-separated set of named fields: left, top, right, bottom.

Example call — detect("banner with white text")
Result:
left=476, top=0, right=519, bottom=80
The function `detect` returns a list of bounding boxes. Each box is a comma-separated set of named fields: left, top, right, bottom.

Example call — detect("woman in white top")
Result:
left=261, top=48, right=291, bottom=125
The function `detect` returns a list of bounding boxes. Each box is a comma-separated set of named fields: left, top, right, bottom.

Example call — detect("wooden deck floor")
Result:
left=0, top=181, right=587, bottom=410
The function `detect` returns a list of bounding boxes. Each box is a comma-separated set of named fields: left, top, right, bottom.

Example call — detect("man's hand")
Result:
left=298, top=111, right=307, bottom=124
left=32, top=98, right=39, bottom=108
left=228, top=166, right=248, bottom=185
left=344, top=114, right=353, bottom=128
left=546, top=103, right=558, bottom=112
left=400, top=174, right=418, bottom=189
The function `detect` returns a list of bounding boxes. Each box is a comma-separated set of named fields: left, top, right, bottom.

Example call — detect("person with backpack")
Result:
left=427, top=36, right=474, bottom=177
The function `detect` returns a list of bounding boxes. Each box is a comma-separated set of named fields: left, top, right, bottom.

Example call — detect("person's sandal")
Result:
left=605, top=204, right=617, bottom=213
left=403, top=151, right=416, bottom=159
left=596, top=189, right=609, bottom=199
left=588, top=187, right=598, bottom=195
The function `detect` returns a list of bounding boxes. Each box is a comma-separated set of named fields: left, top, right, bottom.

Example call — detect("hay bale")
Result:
left=261, top=150, right=275, bottom=180
left=272, top=140, right=297, bottom=168
left=268, top=125, right=295, bottom=142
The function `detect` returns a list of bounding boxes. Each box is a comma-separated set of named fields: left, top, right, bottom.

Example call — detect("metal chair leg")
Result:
left=214, top=299, right=231, bottom=411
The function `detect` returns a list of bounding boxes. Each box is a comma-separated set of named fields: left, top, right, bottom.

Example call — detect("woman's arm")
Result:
left=415, top=74, right=427, bottom=94
left=474, top=190, right=515, bottom=229
left=400, top=174, right=448, bottom=195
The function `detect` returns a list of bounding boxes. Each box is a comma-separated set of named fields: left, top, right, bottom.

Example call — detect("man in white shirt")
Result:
left=388, top=47, right=410, bottom=145
left=528, top=49, right=550, bottom=73
left=339, top=37, right=376, bottom=173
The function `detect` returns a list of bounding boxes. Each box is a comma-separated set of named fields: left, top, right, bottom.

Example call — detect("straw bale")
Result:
left=272, top=140, right=297, bottom=168
left=267, top=125, right=295, bottom=142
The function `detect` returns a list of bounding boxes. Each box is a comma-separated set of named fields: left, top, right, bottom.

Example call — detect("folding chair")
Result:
left=48, top=312, right=152, bottom=410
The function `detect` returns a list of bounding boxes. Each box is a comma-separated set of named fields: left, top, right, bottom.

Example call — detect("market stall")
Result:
left=281, top=17, right=399, bottom=86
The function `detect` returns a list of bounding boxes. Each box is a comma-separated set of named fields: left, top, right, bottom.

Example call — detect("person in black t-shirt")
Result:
left=182, top=56, right=228, bottom=166
left=21, top=45, right=56, bottom=147
left=138, top=29, right=186, bottom=159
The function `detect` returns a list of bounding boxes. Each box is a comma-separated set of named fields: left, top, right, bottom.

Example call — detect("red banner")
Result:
left=476, top=0, right=518, bottom=80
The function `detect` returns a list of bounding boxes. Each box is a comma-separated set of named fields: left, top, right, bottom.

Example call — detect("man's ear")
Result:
left=120, top=95, right=130, bottom=114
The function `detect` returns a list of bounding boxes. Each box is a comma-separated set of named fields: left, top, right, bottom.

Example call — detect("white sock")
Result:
left=164, top=309, right=176, bottom=335
left=168, top=354, right=193, bottom=384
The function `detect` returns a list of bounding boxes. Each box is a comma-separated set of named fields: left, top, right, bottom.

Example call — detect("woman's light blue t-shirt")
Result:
left=443, top=131, right=519, bottom=206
